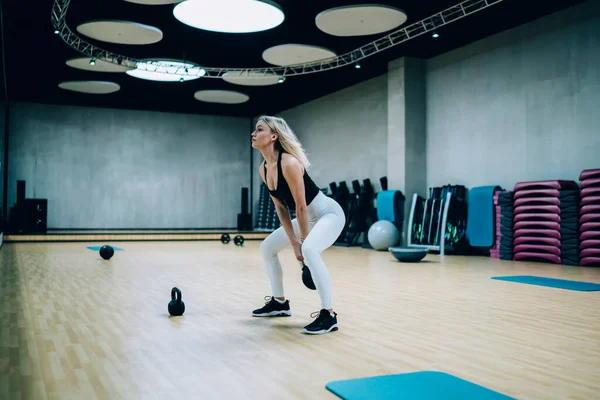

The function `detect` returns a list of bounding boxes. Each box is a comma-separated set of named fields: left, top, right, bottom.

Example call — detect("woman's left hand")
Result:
left=292, top=242, right=304, bottom=261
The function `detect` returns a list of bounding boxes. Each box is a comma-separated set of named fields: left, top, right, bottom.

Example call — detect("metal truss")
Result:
left=51, top=0, right=504, bottom=79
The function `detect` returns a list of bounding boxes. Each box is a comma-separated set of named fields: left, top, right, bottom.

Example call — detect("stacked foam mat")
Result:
left=512, top=180, right=580, bottom=265
left=497, top=191, right=514, bottom=260
left=579, top=168, right=600, bottom=266
left=490, top=191, right=502, bottom=258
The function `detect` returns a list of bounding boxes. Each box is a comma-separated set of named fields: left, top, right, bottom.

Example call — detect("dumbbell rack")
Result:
left=406, top=192, right=452, bottom=256
left=255, top=183, right=295, bottom=232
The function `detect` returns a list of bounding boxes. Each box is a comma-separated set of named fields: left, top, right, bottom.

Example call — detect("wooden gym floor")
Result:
left=1, top=240, right=599, bottom=399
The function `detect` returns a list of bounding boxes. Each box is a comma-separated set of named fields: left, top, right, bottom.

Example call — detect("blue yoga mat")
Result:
left=86, top=246, right=124, bottom=251
left=492, top=275, right=600, bottom=291
left=326, top=371, right=514, bottom=400
left=466, top=185, right=502, bottom=247
left=377, top=190, right=403, bottom=223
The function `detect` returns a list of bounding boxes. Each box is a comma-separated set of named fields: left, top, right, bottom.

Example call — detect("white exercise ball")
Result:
left=368, top=220, right=400, bottom=250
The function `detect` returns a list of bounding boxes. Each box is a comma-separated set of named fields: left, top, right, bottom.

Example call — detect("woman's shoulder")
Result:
left=281, top=152, right=302, bottom=167
left=280, top=152, right=305, bottom=175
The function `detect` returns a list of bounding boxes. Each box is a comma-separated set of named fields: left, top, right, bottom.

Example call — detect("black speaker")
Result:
left=237, top=213, right=252, bottom=230
left=241, top=187, right=249, bottom=214
left=20, top=199, right=47, bottom=233
left=17, top=180, right=26, bottom=204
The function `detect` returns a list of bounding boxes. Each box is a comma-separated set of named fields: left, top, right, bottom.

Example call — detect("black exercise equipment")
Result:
left=389, top=246, right=428, bottom=262
left=335, top=177, right=384, bottom=247
left=256, top=182, right=296, bottom=231
left=237, top=187, right=252, bottom=230
left=168, top=287, right=185, bottom=316
left=407, top=184, right=469, bottom=256
left=221, top=233, right=231, bottom=244
left=234, top=235, right=244, bottom=246
left=301, top=261, right=316, bottom=290
left=99, top=245, right=114, bottom=260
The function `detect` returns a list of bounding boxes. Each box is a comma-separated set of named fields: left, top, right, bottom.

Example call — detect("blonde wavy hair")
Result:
left=257, top=115, right=311, bottom=170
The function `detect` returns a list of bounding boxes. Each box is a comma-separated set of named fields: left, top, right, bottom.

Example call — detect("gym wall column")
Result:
left=387, top=57, right=427, bottom=244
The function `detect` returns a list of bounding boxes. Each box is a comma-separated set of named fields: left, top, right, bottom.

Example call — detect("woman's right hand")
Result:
left=291, top=242, right=304, bottom=261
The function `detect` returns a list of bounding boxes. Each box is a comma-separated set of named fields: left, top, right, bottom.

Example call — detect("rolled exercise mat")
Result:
left=580, top=168, right=600, bottom=181
left=467, top=186, right=502, bottom=247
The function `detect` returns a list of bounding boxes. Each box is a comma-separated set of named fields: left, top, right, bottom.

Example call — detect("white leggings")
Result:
left=260, top=191, right=346, bottom=310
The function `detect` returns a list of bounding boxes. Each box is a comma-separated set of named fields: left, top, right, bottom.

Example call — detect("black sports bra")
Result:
left=264, top=151, right=320, bottom=211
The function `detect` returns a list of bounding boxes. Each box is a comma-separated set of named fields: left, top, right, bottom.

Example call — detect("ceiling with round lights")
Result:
left=316, top=5, right=408, bottom=37
left=76, top=20, right=163, bottom=45
left=173, top=0, right=285, bottom=34
left=194, top=90, right=250, bottom=104
left=5, top=0, right=567, bottom=117
left=66, top=57, right=133, bottom=73
left=262, top=44, right=337, bottom=67
left=222, top=71, right=282, bottom=87
left=58, top=81, right=121, bottom=94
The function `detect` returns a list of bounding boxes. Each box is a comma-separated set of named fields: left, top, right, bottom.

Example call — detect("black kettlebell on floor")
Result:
left=301, top=262, right=316, bottom=290
left=168, top=287, right=185, bottom=316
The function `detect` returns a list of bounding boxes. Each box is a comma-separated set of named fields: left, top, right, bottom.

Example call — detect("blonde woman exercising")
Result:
left=251, top=115, right=346, bottom=335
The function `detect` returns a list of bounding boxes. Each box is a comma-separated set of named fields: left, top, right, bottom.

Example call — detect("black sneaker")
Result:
left=302, top=309, right=338, bottom=335
left=252, top=296, right=291, bottom=317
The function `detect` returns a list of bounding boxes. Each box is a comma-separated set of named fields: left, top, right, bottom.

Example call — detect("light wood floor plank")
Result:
left=1, top=241, right=599, bottom=399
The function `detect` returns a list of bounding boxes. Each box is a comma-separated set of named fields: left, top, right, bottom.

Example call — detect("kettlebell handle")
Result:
left=171, top=287, right=182, bottom=303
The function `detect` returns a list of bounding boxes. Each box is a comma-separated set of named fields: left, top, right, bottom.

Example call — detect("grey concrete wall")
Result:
left=426, top=0, right=600, bottom=190
left=0, top=102, right=4, bottom=241
left=252, top=75, right=388, bottom=223
left=8, top=102, right=251, bottom=229
left=388, top=57, right=427, bottom=243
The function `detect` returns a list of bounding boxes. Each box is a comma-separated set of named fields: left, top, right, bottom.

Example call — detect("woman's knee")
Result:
left=301, top=244, right=321, bottom=264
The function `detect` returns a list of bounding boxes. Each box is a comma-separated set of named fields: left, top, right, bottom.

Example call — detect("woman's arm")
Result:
left=271, top=195, right=301, bottom=245
left=281, top=155, right=309, bottom=241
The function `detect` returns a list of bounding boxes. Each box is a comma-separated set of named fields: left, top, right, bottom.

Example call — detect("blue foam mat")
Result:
left=492, top=275, right=600, bottom=291
left=86, top=246, right=124, bottom=251
left=326, top=371, right=514, bottom=400
left=466, top=185, right=502, bottom=247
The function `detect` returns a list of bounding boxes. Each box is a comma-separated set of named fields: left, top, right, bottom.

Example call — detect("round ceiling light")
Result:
left=262, top=44, right=336, bottom=67
left=173, top=0, right=284, bottom=33
left=126, top=59, right=206, bottom=82
left=194, top=90, right=249, bottom=104
left=58, top=81, right=121, bottom=94
left=76, top=20, right=163, bottom=45
left=66, top=57, right=132, bottom=73
left=222, top=71, right=281, bottom=86
left=316, top=5, right=407, bottom=37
